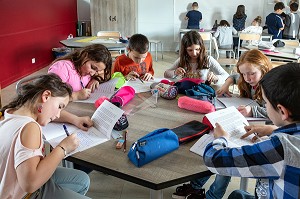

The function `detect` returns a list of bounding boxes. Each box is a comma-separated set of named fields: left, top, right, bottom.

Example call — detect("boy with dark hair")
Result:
left=203, top=63, right=300, bottom=198
left=113, top=33, right=154, bottom=81
left=283, top=2, right=300, bottom=39
left=185, top=2, right=202, bottom=29
left=266, top=2, right=285, bottom=39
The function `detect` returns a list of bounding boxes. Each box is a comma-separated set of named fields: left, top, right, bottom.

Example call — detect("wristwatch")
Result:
left=58, top=145, right=67, bottom=157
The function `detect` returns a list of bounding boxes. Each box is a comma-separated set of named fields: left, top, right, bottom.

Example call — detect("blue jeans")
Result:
left=191, top=174, right=231, bottom=199
left=37, top=167, right=91, bottom=198
left=228, top=190, right=255, bottom=199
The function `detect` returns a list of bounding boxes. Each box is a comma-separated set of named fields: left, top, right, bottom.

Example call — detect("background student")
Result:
left=164, top=30, right=229, bottom=84
left=204, top=63, right=300, bottom=199
left=265, top=2, right=285, bottom=39
left=185, top=2, right=203, bottom=29
left=0, top=74, right=92, bottom=199
left=213, top=20, right=237, bottom=58
left=113, top=33, right=154, bottom=81
left=242, top=16, right=263, bottom=46
left=283, top=2, right=300, bottom=39
left=217, top=49, right=273, bottom=118
left=232, top=5, right=247, bottom=50
left=48, top=44, right=112, bottom=101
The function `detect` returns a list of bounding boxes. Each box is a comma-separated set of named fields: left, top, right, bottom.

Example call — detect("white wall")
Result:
left=78, top=0, right=277, bottom=51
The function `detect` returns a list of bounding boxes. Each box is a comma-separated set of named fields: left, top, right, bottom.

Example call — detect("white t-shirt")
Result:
left=0, top=110, right=44, bottom=199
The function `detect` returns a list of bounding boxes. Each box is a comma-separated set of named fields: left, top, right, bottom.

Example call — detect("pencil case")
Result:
left=178, top=96, right=215, bottom=114
left=127, top=128, right=179, bottom=167
left=111, top=86, right=135, bottom=106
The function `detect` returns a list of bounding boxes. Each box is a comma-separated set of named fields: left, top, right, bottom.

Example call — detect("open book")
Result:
left=75, top=78, right=118, bottom=103
left=190, top=106, right=255, bottom=156
left=42, top=100, right=124, bottom=156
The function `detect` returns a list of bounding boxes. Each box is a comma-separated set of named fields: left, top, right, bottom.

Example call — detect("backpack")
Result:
left=185, top=83, right=216, bottom=105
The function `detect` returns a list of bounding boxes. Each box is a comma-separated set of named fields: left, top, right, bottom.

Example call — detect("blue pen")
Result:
left=63, top=124, right=70, bottom=136
left=80, top=80, right=85, bottom=89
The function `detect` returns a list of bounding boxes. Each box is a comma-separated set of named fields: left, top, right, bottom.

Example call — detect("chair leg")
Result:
left=161, top=42, right=163, bottom=60
left=155, top=43, right=158, bottom=62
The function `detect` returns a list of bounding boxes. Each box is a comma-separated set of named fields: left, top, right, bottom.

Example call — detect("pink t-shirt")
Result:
left=48, top=60, right=91, bottom=91
left=0, top=110, right=44, bottom=199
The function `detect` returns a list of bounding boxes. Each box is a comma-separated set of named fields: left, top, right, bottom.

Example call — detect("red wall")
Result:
left=0, top=0, right=78, bottom=88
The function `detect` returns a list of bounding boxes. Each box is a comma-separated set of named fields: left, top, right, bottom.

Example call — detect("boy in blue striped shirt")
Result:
left=204, top=63, right=300, bottom=199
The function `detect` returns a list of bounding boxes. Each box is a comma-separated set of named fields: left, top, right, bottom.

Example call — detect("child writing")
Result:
left=164, top=30, right=229, bottom=84
left=204, top=63, right=300, bottom=199
left=217, top=49, right=273, bottom=118
left=113, top=33, right=154, bottom=81
left=185, top=2, right=203, bottom=29
left=48, top=44, right=112, bottom=101
left=213, top=20, right=237, bottom=58
left=0, top=74, right=93, bottom=198
left=242, top=16, right=263, bottom=45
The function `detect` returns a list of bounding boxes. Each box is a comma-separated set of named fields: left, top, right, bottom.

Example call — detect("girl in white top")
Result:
left=0, top=74, right=93, bottom=199
left=164, top=30, right=229, bottom=84
left=242, top=16, right=263, bottom=45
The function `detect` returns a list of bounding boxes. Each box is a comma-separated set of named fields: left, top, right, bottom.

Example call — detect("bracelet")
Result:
left=57, top=145, right=67, bottom=157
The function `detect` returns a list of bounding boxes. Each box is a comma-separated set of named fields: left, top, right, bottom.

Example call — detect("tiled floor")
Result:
left=1, top=51, right=255, bottom=199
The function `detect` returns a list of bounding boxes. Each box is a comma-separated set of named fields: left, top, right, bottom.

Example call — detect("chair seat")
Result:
left=217, top=58, right=238, bottom=66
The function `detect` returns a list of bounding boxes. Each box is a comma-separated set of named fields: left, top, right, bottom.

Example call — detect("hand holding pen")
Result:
left=241, top=124, right=277, bottom=142
left=173, top=67, right=186, bottom=78
left=59, top=124, right=79, bottom=155
left=237, top=101, right=255, bottom=117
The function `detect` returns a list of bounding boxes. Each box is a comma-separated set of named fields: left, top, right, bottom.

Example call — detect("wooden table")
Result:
left=65, top=92, right=212, bottom=199
left=60, top=36, right=127, bottom=52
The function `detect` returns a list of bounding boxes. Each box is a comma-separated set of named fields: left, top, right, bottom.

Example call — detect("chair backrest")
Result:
left=199, top=32, right=212, bottom=56
left=16, top=75, right=41, bottom=94
left=96, top=31, right=121, bottom=39
left=272, top=39, right=299, bottom=47
left=239, top=32, right=261, bottom=41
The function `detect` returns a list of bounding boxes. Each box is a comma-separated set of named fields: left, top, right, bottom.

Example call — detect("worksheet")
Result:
left=42, top=100, right=124, bottom=156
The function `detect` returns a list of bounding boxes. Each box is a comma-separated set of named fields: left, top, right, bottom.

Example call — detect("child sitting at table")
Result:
left=204, top=63, right=300, bottom=199
left=242, top=16, right=263, bottom=45
left=164, top=30, right=229, bottom=84
left=48, top=44, right=113, bottom=101
left=0, top=74, right=92, bottom=198
left=217, top=49, right=273, bottom=118
left=113, top=33, right=154, bottom=81
left=213, top=20, right=237, bottom=58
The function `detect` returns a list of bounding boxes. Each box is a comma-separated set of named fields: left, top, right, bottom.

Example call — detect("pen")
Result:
left=63, top=124, right=70, bottom=136
left=80, top=80, right=85, bottom=89
left=123, top=130, right=127, bottom=153
left=138, top=76, right=144, bottom=84
left=243, top=122, right=262, bottom=142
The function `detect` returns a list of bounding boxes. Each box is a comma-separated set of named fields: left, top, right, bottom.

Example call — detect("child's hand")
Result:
left=214, top=123, right=229, bottom=139
left=59, top=133, right=79, bottom=154
left=216, top=85, right=232, bottom=97
left=86, top=79, right=100, bottom=92
left=241, top=125, right=277, bottom=142
left=174, top=67, right=186, bottom=76
left=237, top=105, right=252, bottom=117
left=73, top=116, right=93, bottom=131
left=77, top=88, right=91, bottom=100
left=207, top=72, right=218, bottom=84
left=142, top=73, right=154, bottom=81
left=126, top=71, right=139, bottom=80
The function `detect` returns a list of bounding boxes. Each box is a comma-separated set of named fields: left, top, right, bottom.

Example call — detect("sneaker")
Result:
left=172, top=184, right=204, bottom=199
left=186, top=191, right=206, bottom=199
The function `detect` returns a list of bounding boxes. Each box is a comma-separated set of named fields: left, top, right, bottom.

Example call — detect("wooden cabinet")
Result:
left=90, top=0, right=137, bottom=37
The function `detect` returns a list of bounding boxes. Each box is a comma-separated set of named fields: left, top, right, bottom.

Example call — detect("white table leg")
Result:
left=150, top=189, right=163, bottom=199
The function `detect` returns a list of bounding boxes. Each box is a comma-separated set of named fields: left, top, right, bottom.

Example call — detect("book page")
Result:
left=123, top=78, right=165, bottom=93
left=75, top=78, right=118, bottom=103
left=217, top=97, right=259, bottom=108
left=91, top=100, right=124, bottom=139
left=190, top=132, right=240, bottom=156
left=205, top=106, right=254, bottom=145
left=42, top=100, right=124, bottom=156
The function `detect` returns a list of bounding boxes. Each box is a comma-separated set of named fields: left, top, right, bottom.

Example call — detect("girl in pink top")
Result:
left=49, top=44, right=112, bottom=100
left=0, top=74, right=92, bottom=198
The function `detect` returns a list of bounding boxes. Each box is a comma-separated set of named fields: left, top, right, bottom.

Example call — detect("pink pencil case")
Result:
left=178, top=96, right=215, bottom=114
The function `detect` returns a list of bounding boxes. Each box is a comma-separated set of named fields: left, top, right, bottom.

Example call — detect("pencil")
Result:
left=123, top=130, right=127, bottom=153
left=63, top=124, right=70, bottom=136
left=138, top=77, right=144, bottom=84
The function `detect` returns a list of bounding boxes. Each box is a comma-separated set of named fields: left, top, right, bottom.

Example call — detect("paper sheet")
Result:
left=123, top=78, right=166, bottom=93
left=42, top=100, right=124, bottom=156
left=75, top=78, right=118, bottom=103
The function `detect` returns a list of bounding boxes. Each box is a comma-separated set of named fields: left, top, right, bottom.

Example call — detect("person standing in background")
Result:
left=185, top=2, right=202, bottom=29
left=283, top=2, right=300, bottom=39
left=266, top=2, right=285, bottom=39
left=232, top=5, right=247, bottom=50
